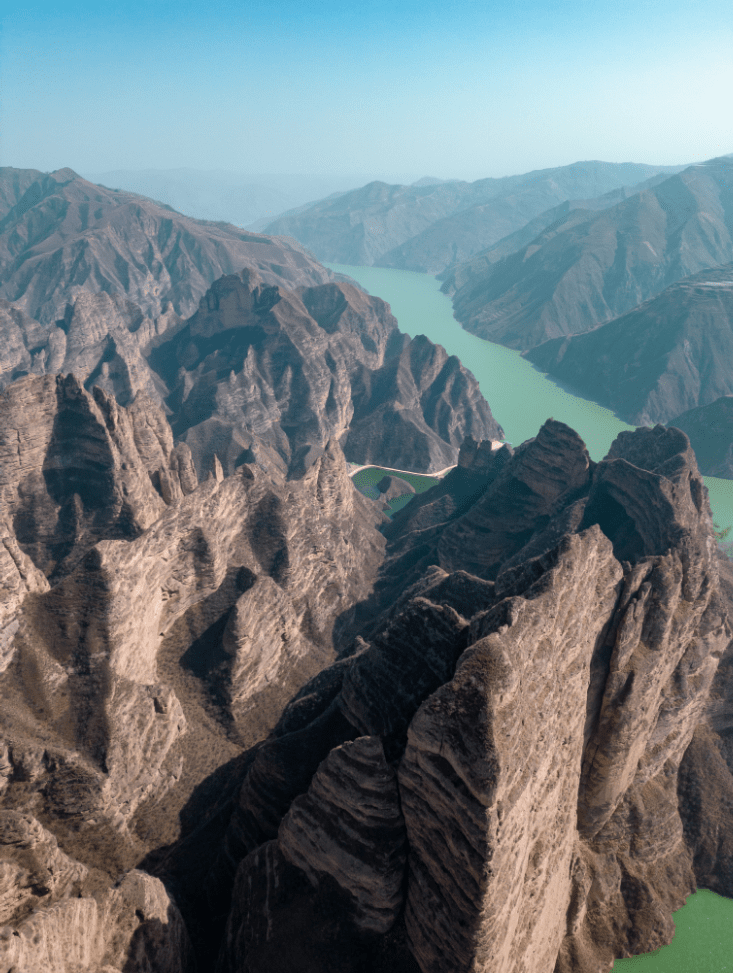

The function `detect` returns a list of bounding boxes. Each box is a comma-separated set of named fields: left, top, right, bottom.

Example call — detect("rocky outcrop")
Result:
left=211, top=420, right=731, bottom=973
left=448, top=157, right=733, bottom=350
left=149, top=269, right=502, bottom=476
left=0, top=375, right=389, bottom=968
left=376, top=475, right=415, bottom=501
left=0, top=866, right=194, bottom=973
left=0, top=813, right=194, bottom=973
left=1, top=349, right=732, bottom=973
left=0, top=373, right=191, bottom=579
left=0, top=178, right=504, bottom=482
left=399, top=528, right=622, bottom=973
left=437, top=419, right=592, bottom=578
left=346, top=334, right=502, bottom=471
left=217, top=736, right=408, bottom=973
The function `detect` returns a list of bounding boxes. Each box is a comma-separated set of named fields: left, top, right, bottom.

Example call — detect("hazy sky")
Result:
left=3, top=0, right=733, bottom=182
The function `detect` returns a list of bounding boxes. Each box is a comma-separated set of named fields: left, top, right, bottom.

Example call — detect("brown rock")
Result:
left=398, top=528, right=622, bottom=973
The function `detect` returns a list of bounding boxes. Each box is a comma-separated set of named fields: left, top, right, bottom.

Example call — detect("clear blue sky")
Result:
left=3, top=0, right=732, bottom=181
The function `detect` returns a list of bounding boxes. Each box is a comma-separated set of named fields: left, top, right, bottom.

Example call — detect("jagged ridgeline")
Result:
left=0, top=165, right=503, bottom=477
left=1, top=165, right=733, bottom=973
left=1, top=379, right=732, bottom=972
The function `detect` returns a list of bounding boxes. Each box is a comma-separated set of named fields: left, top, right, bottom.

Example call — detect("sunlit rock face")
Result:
left=211, top=421, right=730, bottom=973
left=0, top=374, right=388, bottom=972
left=0, top=358, right=730, bottom=973
left=400, top=528, right=622, bottom=973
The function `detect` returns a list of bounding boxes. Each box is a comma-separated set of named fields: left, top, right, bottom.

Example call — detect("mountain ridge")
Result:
left=261, top=161, right=685, bottom=273
left=446, top=156, right=733, bottom=350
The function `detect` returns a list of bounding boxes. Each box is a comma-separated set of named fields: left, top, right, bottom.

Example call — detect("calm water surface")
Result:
left=328, top=264, right=733, bottom=532
left=328, top=263, right=733, bottom=969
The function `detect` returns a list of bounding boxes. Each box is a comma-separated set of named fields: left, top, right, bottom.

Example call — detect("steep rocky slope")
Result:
left=0, top=256, right=502, bottom=476
left=149, top=268, right=502, bottom=477
left=262, top=162, right=681, bottom=272
left=0, top=166, right=335, bottom=328
left=207, top=421, right=733, bottom=973
left=0, top=375, right=386, bottom=972
left=447, top=156, right=733, bottom=350
left=526, top=263, right=733, bottom=424
left=1, top=379, right=733, bottom=971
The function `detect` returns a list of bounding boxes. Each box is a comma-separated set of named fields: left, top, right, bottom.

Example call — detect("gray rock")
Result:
left=449, top=157, right=733, bottom=350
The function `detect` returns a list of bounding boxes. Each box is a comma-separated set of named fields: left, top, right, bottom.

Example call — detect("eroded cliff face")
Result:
left=150, top=269, right=502, bottom=476
left=0, top=375, right=386, bottom=972
left=1, top=267, right=503, bottom=479
left=1, top=370, right=732, bottom=973
left=212, top=420, right=732, bottom=973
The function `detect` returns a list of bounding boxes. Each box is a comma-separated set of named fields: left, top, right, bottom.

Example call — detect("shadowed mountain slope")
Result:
left=149, top=269, right=503, bottom=476
left=0, top=385, right=732, bottom=972
left=526, top=263, right=733, bottom=425
left=668, top=395, right=733, bottom=479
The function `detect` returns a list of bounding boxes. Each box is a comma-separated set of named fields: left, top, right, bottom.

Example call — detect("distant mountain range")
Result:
left=261, top=161, right=686, bottom=272
left=82, top=169, right=426, bottom=231
left=445, top=156, right=733, bottom=350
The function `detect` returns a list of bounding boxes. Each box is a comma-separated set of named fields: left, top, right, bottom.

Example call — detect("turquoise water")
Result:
left=351, top=466, right=439, bottom=516
left=328, top=262, right=733, bottom=969
left=328, top=263, right=733, bottom=533
left=613, top=889, right=733, bottom=971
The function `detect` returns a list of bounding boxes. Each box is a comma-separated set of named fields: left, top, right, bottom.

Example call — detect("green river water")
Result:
left=328, top=263, right=733, bottom=970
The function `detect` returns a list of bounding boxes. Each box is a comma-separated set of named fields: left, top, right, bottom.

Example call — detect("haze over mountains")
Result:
left=81, top=170, right=425, bottom=231
left=0, top=167, right=337, bottom=328
left=262, top=161, right=684, bottom=273
left=0, top=166, right=502, bottom=479
left=444, top=156, right=733, bottom=349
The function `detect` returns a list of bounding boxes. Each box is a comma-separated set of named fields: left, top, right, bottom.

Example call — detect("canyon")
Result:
left=1, top=165, right=733, bottom=973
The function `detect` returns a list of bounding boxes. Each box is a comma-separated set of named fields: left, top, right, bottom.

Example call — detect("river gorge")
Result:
left=328, top=262, right=733, bottom=972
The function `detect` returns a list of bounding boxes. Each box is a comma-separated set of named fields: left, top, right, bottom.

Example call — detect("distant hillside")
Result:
left=438, top=173, right=676, bottom=289
left=669, top=396, right=733, bottom=479
left=0, top=166, right=335, bottom=327
left=526, top=263, right=733, bottom=425
left=82, top=168, right=395, bottom=229
left=446, top=156, right=733, bottom=350
left=262, top=161, right=684, bottom=272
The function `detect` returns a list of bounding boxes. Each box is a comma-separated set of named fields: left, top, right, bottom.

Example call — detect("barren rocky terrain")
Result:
left=526, top=263, right=733, bottom=424
left=1, top=387, right=732, bottom=973
left=2, top=165, right=733, bottom=973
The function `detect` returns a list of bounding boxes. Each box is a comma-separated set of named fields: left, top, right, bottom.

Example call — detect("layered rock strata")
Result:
left=150, top=269, right=502, bottom=476
left=212, top=420, right=732, bottom=973
left=0, top=375, right=387, bottom=970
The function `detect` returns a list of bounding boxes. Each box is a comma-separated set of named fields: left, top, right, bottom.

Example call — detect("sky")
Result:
left=3, top=0, right=733, bottom=183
